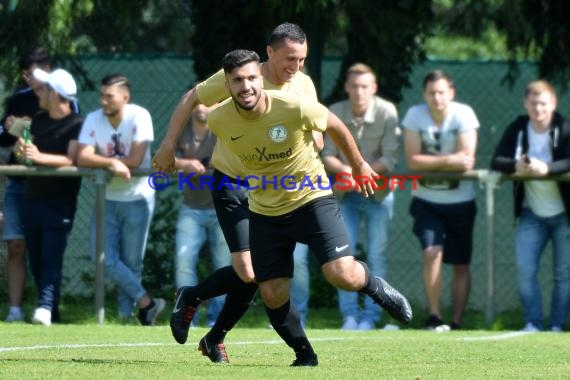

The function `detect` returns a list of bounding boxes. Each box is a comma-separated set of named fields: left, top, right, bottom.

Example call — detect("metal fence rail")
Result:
left=3, top=165, right=567, bottom=325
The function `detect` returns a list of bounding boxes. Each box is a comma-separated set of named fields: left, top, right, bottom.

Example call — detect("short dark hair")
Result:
left=101, top=73, right=130, bottom=91
left=222, top=50, right=260, bottom=73
left=18, top=47, right=51, bottom=70
left=423, top=70, right=454, bottom=90
left=268, top=22, right=306, bottom=48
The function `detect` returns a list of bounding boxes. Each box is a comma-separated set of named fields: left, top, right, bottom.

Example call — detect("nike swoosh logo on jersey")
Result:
left=335, top=244, right=349, bottom=252
left=230, top=135, right=244, bottom=141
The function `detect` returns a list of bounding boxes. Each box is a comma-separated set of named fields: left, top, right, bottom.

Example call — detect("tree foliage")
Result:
left=327, top=0, right=433, bottom=104
left=189, top=0, right=268, bottom=81
left=431, top=0, right=570, bottom=88
left=189, top=0, right=433, bottom=103
left=0, top=0, right=193, bottom=89
left=425, top=0, right=508, bottom=60
left=189, top=0, right=338, bottom=85
left=2, top=0, right=570, bottom=95
left=498, top=0, right=570, bottom=88
left=0, top=0, right=63, bottom=88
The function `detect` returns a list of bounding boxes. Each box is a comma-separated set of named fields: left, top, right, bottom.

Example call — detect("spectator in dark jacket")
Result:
left=0, top=47, right=50, bottom=322
left=491, top=80, right=570, bottom=332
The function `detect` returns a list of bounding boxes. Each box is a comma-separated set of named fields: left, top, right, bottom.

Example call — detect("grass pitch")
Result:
left=1, top=323, right=568, bottom=379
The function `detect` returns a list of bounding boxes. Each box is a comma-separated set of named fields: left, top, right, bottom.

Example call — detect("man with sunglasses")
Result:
left=76, top=74, right=165, bottom=325
left=403, top=70, right=479, bottom=331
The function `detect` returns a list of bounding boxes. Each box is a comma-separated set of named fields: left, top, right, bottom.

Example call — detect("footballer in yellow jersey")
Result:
left=162, top=24, right=331, bottom=367
left=212, top=51, right=412, bottom=366
left=196, top=67, right=318, bottom=178
left=208, top=90, right=330, bottom=216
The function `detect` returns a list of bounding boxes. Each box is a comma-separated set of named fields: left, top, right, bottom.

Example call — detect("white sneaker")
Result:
left=357, top=320, right=375, bottom=331
left=434, top=324, right=451, bottom=332
left=425, top=315, right=450, bottom=332
left=521, top=323, right=539, bottom=332
left=382, top=323, right=401, bottom=331
left=32, top=307, right=52, bottom=326
left=341, top=316, right=359, bottom=330
left=5, top=309, right=24, bottom=322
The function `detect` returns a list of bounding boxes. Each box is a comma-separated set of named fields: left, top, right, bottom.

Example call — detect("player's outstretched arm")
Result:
left=152, top=87, right=200, bottom=172
left=325, top=111, right=377, bottom=197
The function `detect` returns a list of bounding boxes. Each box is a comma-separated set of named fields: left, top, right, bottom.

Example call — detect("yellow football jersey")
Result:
left=208, top=90, right=331, bottom=216
left=196, top=67, right=317, bottom=178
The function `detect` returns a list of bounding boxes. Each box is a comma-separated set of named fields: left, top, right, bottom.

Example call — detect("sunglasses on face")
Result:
left=111, top=133, right=123, bottom=157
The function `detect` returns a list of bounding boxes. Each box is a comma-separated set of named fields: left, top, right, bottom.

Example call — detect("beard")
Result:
left=103, top=108, right=120, bottom=118
left=232, top=90, right=260, bottom=111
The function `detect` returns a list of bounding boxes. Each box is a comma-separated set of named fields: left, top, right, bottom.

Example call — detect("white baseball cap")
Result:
left=33, top=68, right=77, bottom=101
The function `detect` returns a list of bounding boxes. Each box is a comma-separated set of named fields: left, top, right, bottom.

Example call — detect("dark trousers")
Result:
left=22, top=199, right=76, bottom=311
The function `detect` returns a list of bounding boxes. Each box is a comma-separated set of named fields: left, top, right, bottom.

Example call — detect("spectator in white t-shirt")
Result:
left=402, top=70, right=479, bottom=331
left=77, top=74, right=165, bottom=325
left=491, top=80, right=570, bottom=332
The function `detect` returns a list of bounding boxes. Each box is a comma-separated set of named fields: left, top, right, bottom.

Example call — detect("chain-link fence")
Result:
left=3, top=57, right=570, bottom=317
left=391, top=60, right=570, bottom=313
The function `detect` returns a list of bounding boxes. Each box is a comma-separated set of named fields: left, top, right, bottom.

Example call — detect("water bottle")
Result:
left=21, top=126, right=33, bottom=166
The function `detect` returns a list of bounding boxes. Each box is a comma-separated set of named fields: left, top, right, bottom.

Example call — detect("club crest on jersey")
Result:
left=268, top=125, right=288, bottom=143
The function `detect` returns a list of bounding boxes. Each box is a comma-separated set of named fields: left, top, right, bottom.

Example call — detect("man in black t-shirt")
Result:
left=14, top=67, right=83, bottom=326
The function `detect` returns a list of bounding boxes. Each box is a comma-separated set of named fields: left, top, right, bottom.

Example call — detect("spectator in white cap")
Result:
left=32, top=68, right=78, bottom=101
left=14, top=67, right=84, bottom=326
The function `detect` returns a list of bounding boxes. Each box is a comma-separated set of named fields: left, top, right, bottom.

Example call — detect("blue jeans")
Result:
left=2, top=179, right=25, bottom=240
left=22, top=199, right=76, bottom=311
left=337, top=192, right=393, bottom=323
left=291, top=243, right=310, bottom=325
left=515, top=208, right=570, bottom=329
left=176, top=204, right=230, bottom=326
left=91, top=196, right=155, bottom=318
